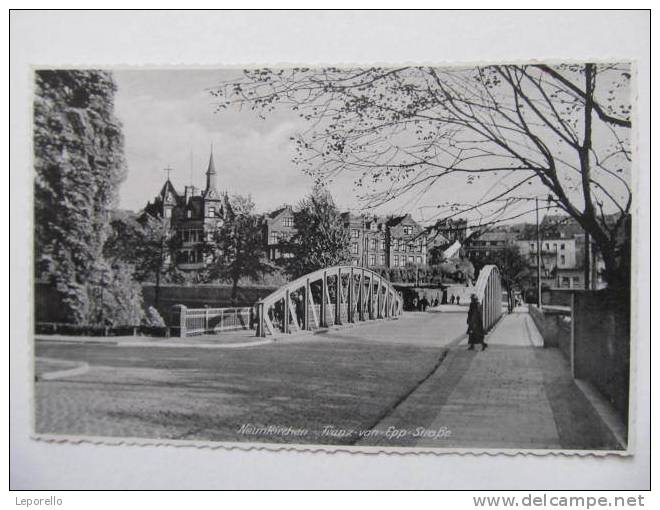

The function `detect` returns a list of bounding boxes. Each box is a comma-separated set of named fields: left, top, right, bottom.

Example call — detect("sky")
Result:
left=114, top=69, right=321, bottom=215
left=113, top=68, right=523, bottom=223
left=112, top=67, right=631, bottom=226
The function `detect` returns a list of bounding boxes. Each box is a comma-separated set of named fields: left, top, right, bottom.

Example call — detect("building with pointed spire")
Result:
left=143, top=148, right=233, bottom=270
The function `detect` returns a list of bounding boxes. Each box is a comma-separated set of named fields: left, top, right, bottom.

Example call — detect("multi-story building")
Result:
left=341, top=213, right=388, bottom=268
left=143, top=150, right=232, bottom=270
left=264, top=209, right=427, bottom=270
left=146, top=155, right=431, bottom=272
left=386, top=214, right=428, bottom=268
left=515, top=237, right=580, bottom=288
left=463, top=231, right=517, bottom=261
left=264, top=205, right=296, bottom=261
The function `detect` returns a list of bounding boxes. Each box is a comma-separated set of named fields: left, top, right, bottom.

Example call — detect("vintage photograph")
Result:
left=32, top=63, right=633, bottom=453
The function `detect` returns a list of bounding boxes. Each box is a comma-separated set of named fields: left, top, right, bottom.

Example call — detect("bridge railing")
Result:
left=473, top=264, right=503, bottom=332
left=255, top=265, right=403, bottom=337
left=170, top=305, right=253, bottom=337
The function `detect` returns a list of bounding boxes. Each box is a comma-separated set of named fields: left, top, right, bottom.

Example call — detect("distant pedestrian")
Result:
left=420, top=296, right=429, bottom=312
left=467, top=294, right=487, bottom=351
left=450, top=295, right=455, bottom=305
left=456, top=296, right=460, bottom=305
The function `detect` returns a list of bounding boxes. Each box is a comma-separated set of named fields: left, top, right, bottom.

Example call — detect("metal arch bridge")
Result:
left=473, top=264, right=503, bottom=332
left=254, top=263, right=503, bottom=338
left=254, top=265, right=403, bottom=337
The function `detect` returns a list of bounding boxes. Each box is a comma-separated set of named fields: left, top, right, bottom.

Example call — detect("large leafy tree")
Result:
left=206, top=195, right=274, bottom=303
left=104, top=211, right=181, bottom=306
left=34, top=70, right=129, bottom=323
left=213, top=64, right=632, bottom=290
left=286, top=185, right=351, bottom=278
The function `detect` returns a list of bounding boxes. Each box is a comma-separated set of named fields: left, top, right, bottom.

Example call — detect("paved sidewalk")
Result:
left=358, top=311, right=623, bottom=451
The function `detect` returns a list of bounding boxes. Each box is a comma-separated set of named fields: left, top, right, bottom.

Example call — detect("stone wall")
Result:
left=573, top=289, right=630, bottom=426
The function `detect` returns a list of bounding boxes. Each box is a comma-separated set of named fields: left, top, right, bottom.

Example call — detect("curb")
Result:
left=117, top=339, right=275, bottom=349
left=574, top=379, right=628, bottom=451
left=37, top=359, right=90, bottom=381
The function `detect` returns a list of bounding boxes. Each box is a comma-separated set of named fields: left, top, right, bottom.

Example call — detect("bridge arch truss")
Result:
left=255, top=266, right=403, bottom=337
left=473, top=264, right=503, bottom=332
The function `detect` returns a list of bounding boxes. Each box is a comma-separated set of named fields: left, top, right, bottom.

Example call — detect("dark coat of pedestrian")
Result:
left=467, top=294, right=487, bottom=350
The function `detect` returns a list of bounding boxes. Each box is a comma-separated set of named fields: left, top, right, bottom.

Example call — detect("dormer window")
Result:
left=187, top=210, right=192, bottom=219
left=209, top=207, right=216, bottom=217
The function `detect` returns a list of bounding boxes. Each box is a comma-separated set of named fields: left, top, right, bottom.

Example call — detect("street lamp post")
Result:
left=536, top=198, right=542, bottom=309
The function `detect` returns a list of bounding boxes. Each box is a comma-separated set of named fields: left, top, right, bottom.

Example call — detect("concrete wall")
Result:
left=529, top=305, right=572, bottom=360
left=35, top=282, right=278, bottom=325
left=394, top=284, right=475, bottom=310
left=143, top=284, right=277, bottom=318
left=530, top=290, right=630, bottom=426
left=446, top=284, right=474, bottom=304
left=573, top=290, right=630, bottom=425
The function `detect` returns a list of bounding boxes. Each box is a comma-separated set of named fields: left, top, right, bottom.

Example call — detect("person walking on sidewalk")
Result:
left=467, top=294, right=487, bottom=351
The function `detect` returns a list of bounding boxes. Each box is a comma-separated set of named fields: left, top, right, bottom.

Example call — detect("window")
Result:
left=165, top=208, right=172, bottom=219
left=416, top=256, right=422, bottom=264
left=562, top=277, right=570, bottom=285
left=351, top=242, right=358, bottom=254
left=408, top=255, right=414, bottom=264
left=560, top=255, right=566, bottom=265
left=560, top=243, right=565, bottom=250
left=187, top=210, right=192, bottom=219
left=351, top=229, right=359, bottom=239
left=370, top=239, right=377, bottom=250
left=545, top=243, right=549, bottom=250
left=270, top=232, right=279, bottom=244
left=369, top=254, right=376, bottom=266
left=283, top=217, right=294, bottom=227
left=380, top=253, right=386, bottom=266
left=380, top=240, right=386, bottom=251
left=370, top=222, right=378, bottom=232
left=208, top=207, right=215, bottom=217
left=394, top=255, right=399, bottom=267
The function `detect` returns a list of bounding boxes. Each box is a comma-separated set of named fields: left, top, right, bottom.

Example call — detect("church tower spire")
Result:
left=204, top=145, right=218, bottom=197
